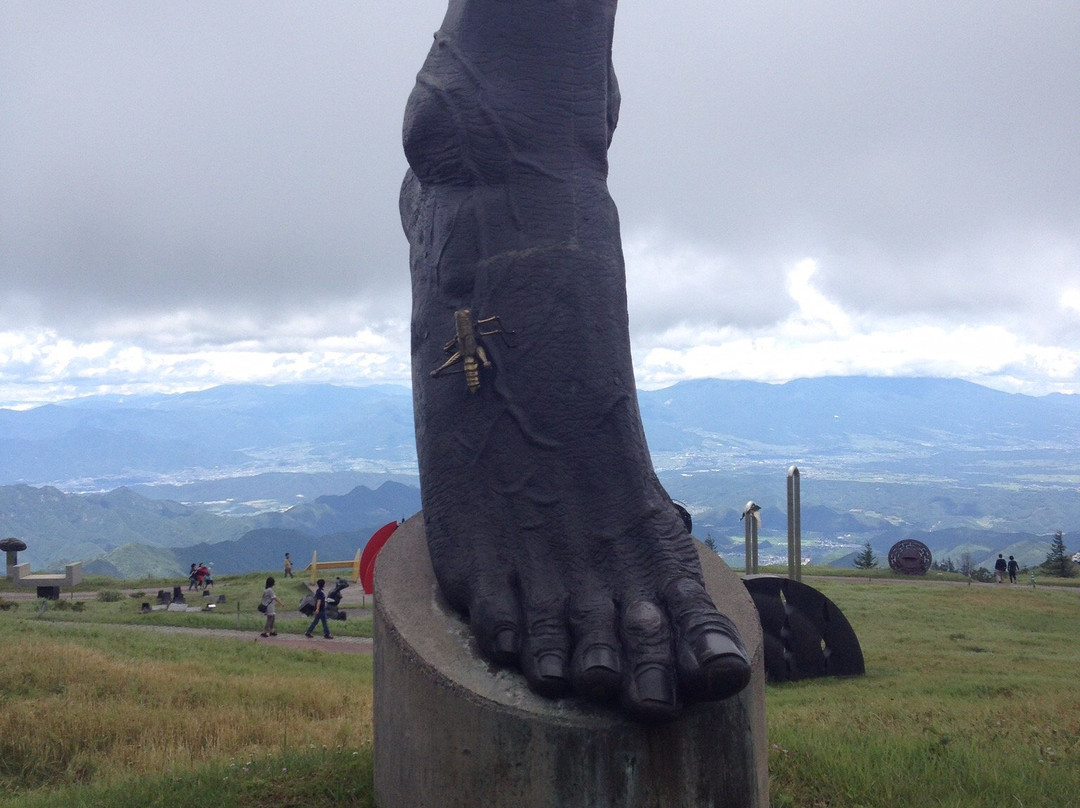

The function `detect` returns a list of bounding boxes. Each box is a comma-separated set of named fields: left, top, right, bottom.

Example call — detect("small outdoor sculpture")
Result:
left=743, top=576, right=865, bottom=682
left=1, top=537, right=27, bottom=579
left=888, top=539, right=933, bottom=575
left=401, top=0, right=750, bottom=720
left=429, top=309, right=513, bottom=394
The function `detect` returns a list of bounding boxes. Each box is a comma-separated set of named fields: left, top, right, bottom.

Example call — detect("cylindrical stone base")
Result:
left=374, top=515, right=768, bottom=808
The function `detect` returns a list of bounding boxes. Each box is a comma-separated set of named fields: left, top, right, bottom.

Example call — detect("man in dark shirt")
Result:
left=304, top=579, right=333, bottom=639
left=994, top=554, right=1008, bottom=583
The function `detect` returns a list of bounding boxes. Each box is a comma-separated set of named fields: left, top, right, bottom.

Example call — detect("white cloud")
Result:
left=630, top=258, right=1080, bottom=396
left=0, top=322, right=411, bottom=410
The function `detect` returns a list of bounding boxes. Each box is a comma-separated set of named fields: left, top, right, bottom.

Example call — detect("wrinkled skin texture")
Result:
left=401, top=0, right=750, bottom=721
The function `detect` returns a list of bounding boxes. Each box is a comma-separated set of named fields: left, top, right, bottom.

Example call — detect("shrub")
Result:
left=98, top=590, right=124, bottom=602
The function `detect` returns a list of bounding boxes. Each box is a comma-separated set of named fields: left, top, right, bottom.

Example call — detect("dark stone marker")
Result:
left=401, top=0, right=750, bottom=721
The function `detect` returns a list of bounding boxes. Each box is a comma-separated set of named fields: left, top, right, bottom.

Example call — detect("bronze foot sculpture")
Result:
left=401, top=0, right=750, bottom=721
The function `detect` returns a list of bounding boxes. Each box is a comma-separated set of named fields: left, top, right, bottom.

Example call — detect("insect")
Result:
left=429, top=309, right=513, bottom=393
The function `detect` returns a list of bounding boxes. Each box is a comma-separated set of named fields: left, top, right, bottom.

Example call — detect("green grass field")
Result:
left=768, top=579, right=1080, bottom=807
left=0, top=572, right=374, bottom=637
left=1, top=573, right=1077, bottom=807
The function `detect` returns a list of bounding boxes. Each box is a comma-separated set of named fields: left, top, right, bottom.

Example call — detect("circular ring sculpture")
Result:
left=888, top=539, right=933, bottom=575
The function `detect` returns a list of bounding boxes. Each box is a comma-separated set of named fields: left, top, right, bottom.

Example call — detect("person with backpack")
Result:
left=994, top=554, right=1008, bottom=583
left=304, top=579, right=333, bottom=639
left=259, top=576, right=284, bottom=637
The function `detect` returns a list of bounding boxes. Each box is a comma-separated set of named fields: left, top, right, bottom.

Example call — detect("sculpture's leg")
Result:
left=401, top=0, right=750, bottom=721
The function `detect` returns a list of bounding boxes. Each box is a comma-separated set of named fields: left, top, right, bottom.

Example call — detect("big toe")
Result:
left=680, top=629, right=751, bottom=702
left=666, top=578, right=751, bottom=702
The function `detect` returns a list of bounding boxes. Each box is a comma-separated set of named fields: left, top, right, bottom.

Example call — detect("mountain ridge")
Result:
left=2, top=378, right=1076, bottom=576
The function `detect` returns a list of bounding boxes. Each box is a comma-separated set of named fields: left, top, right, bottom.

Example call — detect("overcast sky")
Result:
left=2, top=1, right=1078, bottom=409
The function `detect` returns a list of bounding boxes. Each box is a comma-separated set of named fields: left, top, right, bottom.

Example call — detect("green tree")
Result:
left=853, top=541, right=878, bottom=570
left=932, top=557, right=957, bottom=573
left=958, top=551, right=977, bottom=578
left=703, top=533, right=718, bottom=553
left=1041, top=531, right=1074, bottom=578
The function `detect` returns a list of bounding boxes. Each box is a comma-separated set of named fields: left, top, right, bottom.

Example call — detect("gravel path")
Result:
left=30, top=618, right=374, bottom=654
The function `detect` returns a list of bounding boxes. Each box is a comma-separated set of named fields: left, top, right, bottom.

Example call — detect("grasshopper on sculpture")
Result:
left=429, top=309, right=513, bottom=394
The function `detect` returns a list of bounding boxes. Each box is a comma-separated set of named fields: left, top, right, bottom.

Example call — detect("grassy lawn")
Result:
left=768, top=579, right=1080, bottom=807
left=1, top=573, right=1077, bottom=807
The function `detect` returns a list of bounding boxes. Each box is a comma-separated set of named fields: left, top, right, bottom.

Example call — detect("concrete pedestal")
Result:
left=374, top=516, right=768, bottom=808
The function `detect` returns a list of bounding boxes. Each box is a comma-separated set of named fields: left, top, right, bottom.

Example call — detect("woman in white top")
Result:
left=260, top=576, right=284, bottom=637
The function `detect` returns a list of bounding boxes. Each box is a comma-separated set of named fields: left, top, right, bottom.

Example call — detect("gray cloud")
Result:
left=2, top=1, right=1078, bottom=401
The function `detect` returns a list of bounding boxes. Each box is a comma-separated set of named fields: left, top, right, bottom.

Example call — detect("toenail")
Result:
left=537, top=653, right=568, bottom=681
left=635, top=666, right=674, bottom=705
left=581, top=645, right=620, bottom=674
left=494, top=628, right=520, bottom=657
left=694, top=631, right=748, bottom=665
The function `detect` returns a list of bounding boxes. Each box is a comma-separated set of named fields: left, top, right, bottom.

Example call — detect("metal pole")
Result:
left=744, top=509, right=752, bottom=574
left=787, top=465, right=802, bottom=581
left=743, top=500, right=760, bottom=575
left=751, top=515, right=759, bottom=574
left=790, top=470, right=799, bottom=578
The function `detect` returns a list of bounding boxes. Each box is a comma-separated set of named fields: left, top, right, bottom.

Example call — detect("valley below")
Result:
left=1, top=377, right=1077, bottom=577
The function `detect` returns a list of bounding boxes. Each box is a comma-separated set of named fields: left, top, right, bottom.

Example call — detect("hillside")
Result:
left=0, top=483, right=250, bottom=567
left=2, top=481, right=421, bottom=574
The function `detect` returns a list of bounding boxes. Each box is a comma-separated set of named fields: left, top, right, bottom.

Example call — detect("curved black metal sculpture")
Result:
left=743, top=575, right=865, bottom=683
left=888, top=539, right=933, bottom=575
left=401, top=0, right=750, bottom=721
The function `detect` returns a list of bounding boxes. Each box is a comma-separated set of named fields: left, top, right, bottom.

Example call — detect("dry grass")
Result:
left=2, top=575, right=1078, bottom=807
left=0, top=620, right=371, bottom=796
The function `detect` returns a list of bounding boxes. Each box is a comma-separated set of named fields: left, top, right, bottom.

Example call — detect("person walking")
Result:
left=260, top=576, right=284, bottom=637
left=304, top=579, right=332, bottom=639
left=283, top=552, right=294, bottom=578
left=994, top=554, right=1008, bottom=583
left=1007, top=555, right=1019, bottom=584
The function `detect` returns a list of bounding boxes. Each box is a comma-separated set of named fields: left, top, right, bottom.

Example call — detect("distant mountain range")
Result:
left=2, top=378, right=1077, bottom=576
left=0, top=384, right=417, bottom=491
